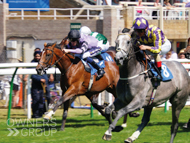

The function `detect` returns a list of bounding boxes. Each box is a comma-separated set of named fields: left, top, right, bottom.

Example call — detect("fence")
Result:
left=6, top=3, right=190, bottom=21
left=6, top=5, right=123, bottom=20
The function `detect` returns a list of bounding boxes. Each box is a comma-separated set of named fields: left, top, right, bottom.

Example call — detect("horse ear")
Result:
left=129, top=27, right=134, bottom=35
left=52, top=42, right=57, bottom=47
left=44, top=42, right=47, bottom=47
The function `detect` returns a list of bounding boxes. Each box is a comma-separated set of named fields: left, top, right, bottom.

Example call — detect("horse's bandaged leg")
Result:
left=44, top=110, right=55, bottom=120
left=129, top=130, right=141, bottom=141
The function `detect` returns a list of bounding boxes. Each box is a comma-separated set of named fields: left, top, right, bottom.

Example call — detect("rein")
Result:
left=39, top=47, right=73, bottom=75
left=120, top=70, right=148, bottom=80
left=116, top=33, right=149, bottom=80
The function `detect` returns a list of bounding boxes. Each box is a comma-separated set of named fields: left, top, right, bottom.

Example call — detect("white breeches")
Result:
left=97, top=40, right=109, bottom=52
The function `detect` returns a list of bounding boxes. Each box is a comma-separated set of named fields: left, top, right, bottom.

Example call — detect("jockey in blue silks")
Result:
left=64, top=29, right=105, bottom=80
left=132, top=17, right=171, bottom=79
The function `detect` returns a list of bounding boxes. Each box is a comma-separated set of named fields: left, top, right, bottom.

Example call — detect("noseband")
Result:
left=116, top=33, right=134, bottom=60
left=38, top=46, right=66, bottom=71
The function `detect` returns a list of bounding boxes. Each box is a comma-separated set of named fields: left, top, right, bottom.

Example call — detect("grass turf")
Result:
left=0, top=106, right=190, bottom=143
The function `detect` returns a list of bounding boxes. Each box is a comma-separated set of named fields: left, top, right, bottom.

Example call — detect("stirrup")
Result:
left=96, top=69, right=105, bottom=80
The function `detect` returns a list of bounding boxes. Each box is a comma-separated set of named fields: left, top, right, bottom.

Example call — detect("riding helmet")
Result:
left=132, top=17, right=149, bottom=29
left=80, top=26, right=92, bottom=36
left=68, top=30, right=81, bottom=41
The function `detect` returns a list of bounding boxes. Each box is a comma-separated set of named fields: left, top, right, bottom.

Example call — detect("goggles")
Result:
left=69, top=38, right=78, bottom=42
left=135, top=29, right=145, bottom=33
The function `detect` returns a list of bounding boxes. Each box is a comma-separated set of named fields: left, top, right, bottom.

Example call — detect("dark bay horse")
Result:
left=36, top=40, right=120, bottom=131
left=102, top=28, right=190, bottom=143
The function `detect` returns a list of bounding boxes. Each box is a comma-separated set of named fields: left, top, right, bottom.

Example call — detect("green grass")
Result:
left=0, top=106, right=190, bottom=143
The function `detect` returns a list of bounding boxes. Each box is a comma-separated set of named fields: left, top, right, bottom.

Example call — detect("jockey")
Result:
left=132, top=17, right=171, bottom=79
left=80, top=26, right=109, bottom=52
left=64, top=29, right=105, bottom=80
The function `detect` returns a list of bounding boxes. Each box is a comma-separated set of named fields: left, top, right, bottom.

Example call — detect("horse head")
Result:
left=115, top=27, right=134, bottom=65
left=36, top=42, right=65, bottom=75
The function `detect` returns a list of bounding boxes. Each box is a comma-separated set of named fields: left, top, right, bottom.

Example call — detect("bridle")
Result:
left=116, top=33, right=140, bottom=60
left=38, top=45, right=72, bottom=74
left=116, top=33, right=149, bottom=80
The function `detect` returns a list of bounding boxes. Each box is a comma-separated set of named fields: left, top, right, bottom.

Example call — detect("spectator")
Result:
left=163, top=0, right=175, bottom=9
left=136, top=0, right=143, bottom=16
left=178, top=48, right=189, bottom=73
left=165, top=51, right=172, bottom=60
left=182, top=0, right=190, bottom=7
left=34, top=47, right=41, bottom=52
left=31, top=48, right=41, bottom=62
left=152, top=0, right=161, bottom=19
left=8, top=74, right=21, bottom=108
left=136, top=0, right=149, bottom=16
left=112, top=0, right=119, bottom=5
left=163, top=48, right=178, bottom=59
left=103, top=0, right=112, bottom=5
left=31, top=51, right=50, bottom=118
left=178, top=48, right=186, bottom=59
left=163, top=0, right=175, bottom=19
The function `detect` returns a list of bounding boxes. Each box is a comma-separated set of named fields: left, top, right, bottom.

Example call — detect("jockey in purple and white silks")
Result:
left=64, top=29, right=105, bottom=80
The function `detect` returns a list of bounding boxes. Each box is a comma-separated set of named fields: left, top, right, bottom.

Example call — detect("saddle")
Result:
left=81, top=52, right=114, bottom=75
left=147, top=61, right=173, bottom=82
left=136, top=50, right=173, bottom=82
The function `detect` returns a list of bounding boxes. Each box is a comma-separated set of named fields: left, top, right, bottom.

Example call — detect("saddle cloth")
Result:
left=148, top=62, right=173, bottom=82
left=81, top=52, right=114, bottom=75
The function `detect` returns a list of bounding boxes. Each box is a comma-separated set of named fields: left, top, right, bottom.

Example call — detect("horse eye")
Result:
left=127, top=41, right=130, bottom=45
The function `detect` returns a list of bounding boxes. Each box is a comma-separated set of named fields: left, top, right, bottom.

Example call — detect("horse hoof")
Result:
left=43, top=115, right=51, bottom=120
left=102, top=134, right=112, bottom=140
left=121, top=123, right=127, bottom=128
left=124, top=138, right=133, bottom=143
left=129, top=112, right=140, bottom=118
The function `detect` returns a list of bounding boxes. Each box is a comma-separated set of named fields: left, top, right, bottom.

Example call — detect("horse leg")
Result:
left=169, top=103, right=185, bottom=142
left=43, top=95, right=65, bottom=120
left=103, top=98, right=131, bottom=140
left=60, top=100, right=70, bottom=131
left=87, top=94, right=112, bottom=124
left=121, top=114, right=128, bottom=128
left=44, top=85, right=76, bottom=120
left=125, top=107, right=153, bottom=143
left=183, top=118, right=190, bottom=129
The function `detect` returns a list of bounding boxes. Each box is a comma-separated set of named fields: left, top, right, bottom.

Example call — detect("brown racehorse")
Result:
left=36, top=38, right=136, bottom=131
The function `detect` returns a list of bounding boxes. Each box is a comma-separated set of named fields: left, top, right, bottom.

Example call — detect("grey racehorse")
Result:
left=102, top=28, right=190, bottom=143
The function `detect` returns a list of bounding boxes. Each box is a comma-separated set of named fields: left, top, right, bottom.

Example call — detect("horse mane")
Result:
left=46, top=43, right=62, bottom=49
left=122, top=28, right=145, bottom=62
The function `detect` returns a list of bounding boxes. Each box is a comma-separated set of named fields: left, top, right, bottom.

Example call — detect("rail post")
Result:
left=7, top=67, right=18, bottom=125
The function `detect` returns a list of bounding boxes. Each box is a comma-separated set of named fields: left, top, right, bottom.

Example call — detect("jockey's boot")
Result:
left=96, top=68, right=105, bottom=80
left=157, top=67, right=162, bottom=81
left=86, top=57, right=105, bottom=80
